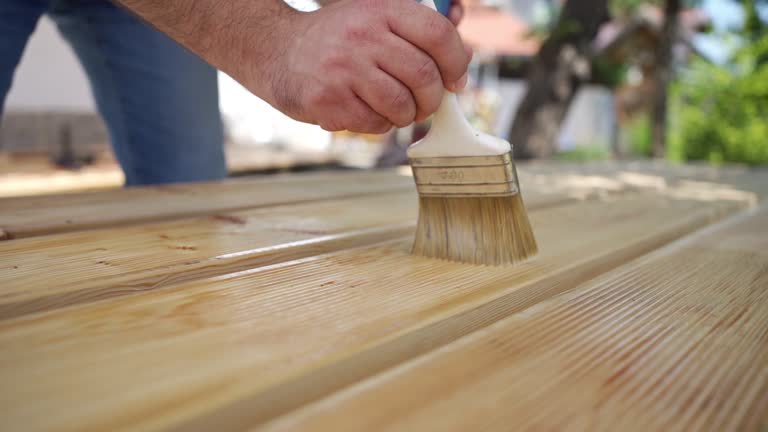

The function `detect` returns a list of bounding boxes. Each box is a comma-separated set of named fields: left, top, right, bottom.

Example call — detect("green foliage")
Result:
left=592, top=58, right=628, bottom=87
left=609, top=0, right=701, bottom=17
left=556, top=145, right=611, bottom=161
left=610, top=0, right=661, bottom=16
left=626, top=114, right=653, bottom=157
left=669, top=35, right=768, bottom=165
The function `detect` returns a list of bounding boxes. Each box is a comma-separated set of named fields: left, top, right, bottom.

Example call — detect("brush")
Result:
left=408, top=0, right=538, bottom=266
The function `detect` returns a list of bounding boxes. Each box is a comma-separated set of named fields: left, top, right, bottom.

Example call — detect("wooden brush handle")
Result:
left=419, top=0, right=465, bottom=136
left=407, top=0, right=511, bottom=158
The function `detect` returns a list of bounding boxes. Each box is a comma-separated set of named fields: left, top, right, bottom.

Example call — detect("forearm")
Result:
left=114, top=0, right=296, bottom=84
left=111, top=0, right=470, bottom=134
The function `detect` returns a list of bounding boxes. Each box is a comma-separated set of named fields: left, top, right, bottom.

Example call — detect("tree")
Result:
left=651, top=0, right=681, bottom=157
left=507, top=0, right=611, bottom=159
left=669, top=0, right=768, bottom=165
left=743, top=0, right=768, bottom=64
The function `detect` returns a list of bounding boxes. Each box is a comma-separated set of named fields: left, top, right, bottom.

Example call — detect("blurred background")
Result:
left=1, top=0, right=766, bottom=197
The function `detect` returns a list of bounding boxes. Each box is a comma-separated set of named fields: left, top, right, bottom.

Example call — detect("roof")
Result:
left=457, top=3, right=540, bottom=56
left=457, top=2, right=709, bottom=59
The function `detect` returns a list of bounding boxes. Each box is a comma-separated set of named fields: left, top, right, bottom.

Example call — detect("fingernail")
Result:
left=452, top=73, right=468, bottom=91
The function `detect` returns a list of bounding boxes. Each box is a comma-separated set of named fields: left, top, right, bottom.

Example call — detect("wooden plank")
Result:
left=264, top=206, right=768, bottom=432
left=2, top=163, right=763, bottom=241
left=0, top=170, right=414, bottom=239
left=522, top=160, right=764, bottom=203
left=0, top=161, right=667, bottom=242
left=523, top=163, right=763, bottom=209
left=0, top=185, right=576, bottom=320
left=0, top=194, right=746, bottom=432
left=0, top=192, right=416, bottom=320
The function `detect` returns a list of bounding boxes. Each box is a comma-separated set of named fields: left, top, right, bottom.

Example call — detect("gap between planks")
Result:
left=8, top=161, right=756, bottom=241
left=259, top=205, right=768, bottom=432
left=0, top=193, right=748, bottom=432
left=2, top=165, right=759, bottom=319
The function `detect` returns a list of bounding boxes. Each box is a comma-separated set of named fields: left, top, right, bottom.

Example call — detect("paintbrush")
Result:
left=408, top=0, right=537, bottom=265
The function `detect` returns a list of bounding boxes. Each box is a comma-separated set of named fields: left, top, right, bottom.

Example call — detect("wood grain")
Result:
left=262, top=206, right=768, bottom=432
left=0, top=183, right=579, bottom=320
left=0, top=170, right=414, bottom=240
left=4, top=162, right=761, bottom=241
left=0, top=194, right=745, bottom=432
left=0, top=192, right=416, bottom=320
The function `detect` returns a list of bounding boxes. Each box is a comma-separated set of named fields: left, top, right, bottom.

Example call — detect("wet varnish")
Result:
left=0, top=162, right=765, bottom=431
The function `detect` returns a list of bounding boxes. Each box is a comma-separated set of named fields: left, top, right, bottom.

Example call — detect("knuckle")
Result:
left=321, top=52, right=349, bottom=72
left=413, top=58, right=441, bottom=87
left=342, top=23, right=378, bottom=44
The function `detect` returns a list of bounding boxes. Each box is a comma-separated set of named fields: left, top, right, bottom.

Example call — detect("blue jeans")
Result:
left=0, top=0, right=227, bottom=185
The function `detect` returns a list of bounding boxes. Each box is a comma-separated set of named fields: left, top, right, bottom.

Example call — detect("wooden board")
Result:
left=0, top=183, right=580, bottom=320
left=522, top=160, right=763, bottom=202
left=0, top=170, right=414, bottom=239
left=4, top=162, right=761, bottom=241
left=0, top=194, right=746, bottom=432
left=262, top=206, right=768, bottom=432
left=0, top=192, right=416, bottom=320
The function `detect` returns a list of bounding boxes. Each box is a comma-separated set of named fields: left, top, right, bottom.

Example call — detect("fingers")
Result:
left=353, top=66, right=417, bottom=128
left=449, top=1, right=464, bottom=26
left=385, top=0, right=471, bottom=91
left=280, top=0, right=473, bottom=134
left=376, top=34, right=444, bottom=122
left=346, top=96, right=393, bottom=133
left=316, top=89, right=392, bottom=134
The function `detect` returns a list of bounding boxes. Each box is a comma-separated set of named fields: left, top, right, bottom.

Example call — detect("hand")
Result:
left=242, top=0, right=473, bottom=134
left=449, top=0, right=464, bottom=26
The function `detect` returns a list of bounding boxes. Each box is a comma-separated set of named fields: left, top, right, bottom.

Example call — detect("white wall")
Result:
left=5, top=17, right=96, bottom=112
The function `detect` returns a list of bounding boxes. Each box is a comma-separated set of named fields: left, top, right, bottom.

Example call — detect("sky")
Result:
left=695, top=0, right=745, bottom=62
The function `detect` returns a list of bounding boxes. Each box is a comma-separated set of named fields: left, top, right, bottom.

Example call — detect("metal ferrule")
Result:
left=409, top=153, right=520, bottom=197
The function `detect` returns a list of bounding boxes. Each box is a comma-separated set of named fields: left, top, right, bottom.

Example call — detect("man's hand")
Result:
left=250, top=0, right=471, bottom=133
left=115, top=0, right=471, bottom=134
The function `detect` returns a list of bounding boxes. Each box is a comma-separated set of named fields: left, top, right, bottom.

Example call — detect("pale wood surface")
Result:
left=2, top=161, right=759, bottom=241
left=263, top=206, right=768, bottom=432
left=0, top=192, right=416, bottom=320
left=0, top=195, right=747, bottom=431
left=0, top=164, right=766, bottom=432
left=0, top=185, right=578, bottom=320
left=0, top=149, right=336, bottom=198
left=0, top=170, right=414, bottom=239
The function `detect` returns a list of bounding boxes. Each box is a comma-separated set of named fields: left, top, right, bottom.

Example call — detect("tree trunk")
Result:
left=508, top=0, right=610, bottom=160
left=651, top=0, right=680, bottom=158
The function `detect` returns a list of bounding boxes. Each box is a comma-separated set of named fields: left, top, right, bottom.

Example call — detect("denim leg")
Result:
left=0, top=0, right=49, bottom=119
left=48, top=0, right=226, bottom=185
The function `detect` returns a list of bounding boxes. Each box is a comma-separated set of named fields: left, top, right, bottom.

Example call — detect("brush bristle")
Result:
left=412, top=194, right=538, bottom=265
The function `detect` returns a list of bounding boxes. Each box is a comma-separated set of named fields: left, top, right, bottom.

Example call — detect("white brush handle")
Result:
left=407, top=0, right=511, bottom=158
